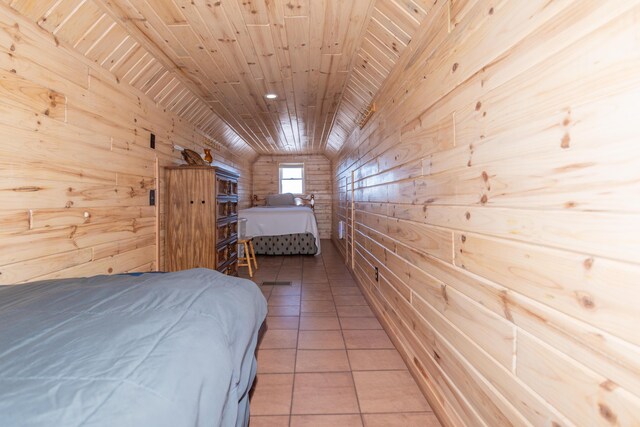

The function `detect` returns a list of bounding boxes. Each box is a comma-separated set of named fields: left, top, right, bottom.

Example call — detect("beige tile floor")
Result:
left=239, top=240, right=441, bottom=427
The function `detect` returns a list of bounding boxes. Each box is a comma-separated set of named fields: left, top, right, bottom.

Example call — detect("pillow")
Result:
left=266, top=193, right=296, bottom=206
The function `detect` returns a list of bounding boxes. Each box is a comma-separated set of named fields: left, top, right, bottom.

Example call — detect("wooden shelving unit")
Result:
left=165, top=166, right=239, bottom=275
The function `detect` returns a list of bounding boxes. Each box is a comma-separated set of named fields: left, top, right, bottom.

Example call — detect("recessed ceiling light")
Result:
left=264, top=93, right=278, bottom=99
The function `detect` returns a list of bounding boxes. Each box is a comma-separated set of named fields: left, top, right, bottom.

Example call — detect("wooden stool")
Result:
left=238, top=237, right=258, bottom=277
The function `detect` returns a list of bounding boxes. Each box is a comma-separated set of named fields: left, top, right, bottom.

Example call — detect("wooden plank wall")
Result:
left=332, top=1, right=640, bottom=426
left=253, top=155, right=331, bottom=238
left=0, top=4, right=253, bottom=284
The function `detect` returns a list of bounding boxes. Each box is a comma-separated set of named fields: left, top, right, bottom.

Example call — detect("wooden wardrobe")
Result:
left=165, top=166, right=239, bottom=275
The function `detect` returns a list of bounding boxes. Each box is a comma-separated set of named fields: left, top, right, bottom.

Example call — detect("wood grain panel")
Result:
left=1, top=0, right=435, bottom=154
left=332, top=1, right=640, bottom=426
left=0, top=4, right=252, bottom=283
left=165, top=167, right=214, bottom=271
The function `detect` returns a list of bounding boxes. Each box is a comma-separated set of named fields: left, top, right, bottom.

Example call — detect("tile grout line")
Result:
left=320, top=246, right=365, bottom=426
left=253, top=246, right=433, bottom=425
left=289, top=255, right=301, bottom=426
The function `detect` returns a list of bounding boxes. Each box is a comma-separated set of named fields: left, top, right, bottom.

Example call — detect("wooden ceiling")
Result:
left=3, top=0, right=434, bottom=156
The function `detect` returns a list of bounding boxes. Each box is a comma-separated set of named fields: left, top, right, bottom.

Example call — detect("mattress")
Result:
left=238, top=206, right=321, bottom=255
left=0, top=268, right=267, bottom=427
left=252, top=232, right=318, bottom=255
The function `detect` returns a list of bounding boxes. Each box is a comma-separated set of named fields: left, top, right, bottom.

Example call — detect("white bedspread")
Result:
left=239, top=206, right=321, bottom=255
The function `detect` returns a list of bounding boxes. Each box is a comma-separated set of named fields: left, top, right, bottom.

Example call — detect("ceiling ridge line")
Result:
left=333, top=0, right=448, bottom=159
left=92, top=0, right=255, bottom=157
left=318, top=0, right=378, bottom=156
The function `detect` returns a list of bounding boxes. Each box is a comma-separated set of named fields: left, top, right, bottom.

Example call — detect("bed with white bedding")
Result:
left=238, top=206, right=321, bottom=255
left=0, top=268, right=267, bottom=427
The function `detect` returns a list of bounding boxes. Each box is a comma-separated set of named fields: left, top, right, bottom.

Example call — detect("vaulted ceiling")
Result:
left=3, top=0, right=435, bottom=157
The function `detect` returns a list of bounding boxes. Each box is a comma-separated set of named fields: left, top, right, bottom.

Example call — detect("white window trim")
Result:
left=278, top=163, right=305, bottom=194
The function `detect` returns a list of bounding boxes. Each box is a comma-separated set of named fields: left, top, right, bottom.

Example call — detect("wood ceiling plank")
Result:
left=73, top=13, right=116, bottom=54
left=215, top=81, right=253, bottom=119
left=8, top=0, right=435, bottom=154
left=365, top=29, right=401, bottom=63
left=152, top=74, right=179, bottom=103
left=178, top=96, right=200, bottom=119
left=165, top=87, right=189, bottom=111
left=143, top=70, right=171, bottom=98
left=255, top=79, right=296, bottom=147
left=38, top=0, right=84, bottom=33
left=368, top=13, right=406, bottom=58
left=150, top=0, right=186, bottom=25
left=184, top=100, right=206, bottom=123
left=307, top=0, right=325, bottom=107
left=370, top=6, right=411, bottom=45
left=246, top=24, right=282, bottom=88
left=235, top=0, right=270, bottom=25
left=156, top=76, right=184, bottom=104
left=7, top=0, right=58, bottom=22
left=352, top=66, right=382, bottom=94
left=282, top=0, right=309, bottom=17
left=322, top=0, right=353, bottom=54
left=54, top=1, right=103, bottom=44
left=167, top=24, right=226, bottom=83
left=93, top=0, right=252, bottom=157
left=285, top=15, right=310, bottom=145
left=312, top=53, right=340, bottom=150
left=125, top=0, right=189, bottom=57
left=220, top=0, right=272, bottom=81
left=85, top=24, right=129, bottom=65
left=247, top=25, right=292, bottom=151
left=194, top=0, right=264, bottom=80
left=171, top=0, right=242, bottom=84
left=209, top=99, right=270, bottom=151
left=122, top=54, right=156, bottom=87
left=391, top=0, right=431, bottom=24
left=342, top=86, right=368, bottom=112
left=375, top=0, right=420, bottom=33
left=335, top=0, right=372, bottom=72
left=360, top=37, right=395, bottom=72
left=101, top=35, right=137, bottom=70
left=350, top=71, right=376, bottom=99
left=357, top=51, right=389, bottom=83
left=337, top=97, right=360, bottom=122
left=318, top=69, right=349, bottom=148
left=282, top=74, right=300, bottom=149
left=168, top=56, right=220, bottom=98
left=450, top=0, right=481, bottom=30
left=306, top=103, right=317, bottom=150
left=264, top=1, right=291, bottom=80
left=130, top=59, right=164, bottom=90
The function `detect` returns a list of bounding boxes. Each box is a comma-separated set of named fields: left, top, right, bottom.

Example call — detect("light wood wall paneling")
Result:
left=252, top=155, right=332, bottom=239
left=331, top=1, right=640, bottom=426
left=1, top=0, right=256, bottom=156
left=2, top=0, right=440, bottom=154
left=0, top=4, right=253, bottom=284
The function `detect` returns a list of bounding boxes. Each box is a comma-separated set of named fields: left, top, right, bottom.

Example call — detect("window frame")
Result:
left=278, top=163, right=305, bottom=195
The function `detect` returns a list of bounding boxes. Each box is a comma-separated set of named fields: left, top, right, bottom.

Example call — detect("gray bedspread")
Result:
left=0, top=268, right=267, bottom=427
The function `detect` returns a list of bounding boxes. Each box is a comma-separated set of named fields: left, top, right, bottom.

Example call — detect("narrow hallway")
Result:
left=240, top=240, right=441, bottom=426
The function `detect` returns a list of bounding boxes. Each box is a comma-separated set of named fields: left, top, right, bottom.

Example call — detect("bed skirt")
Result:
left=252, top=233, right=318, bottom=255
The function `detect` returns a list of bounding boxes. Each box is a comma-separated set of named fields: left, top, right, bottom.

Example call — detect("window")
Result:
left=279, top=163, right=304, bottom=194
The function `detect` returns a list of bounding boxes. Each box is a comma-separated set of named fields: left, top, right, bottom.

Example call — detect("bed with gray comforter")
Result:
left=0, top=268, right=267, bottom=427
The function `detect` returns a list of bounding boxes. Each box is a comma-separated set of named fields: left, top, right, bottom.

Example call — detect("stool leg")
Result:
left=249, top=241, right=258, bottom=270
left=244, top=241, right=253, bottom=277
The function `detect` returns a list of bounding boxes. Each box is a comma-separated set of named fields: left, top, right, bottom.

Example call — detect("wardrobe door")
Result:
left=166, top=168, right=215, bottom=271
